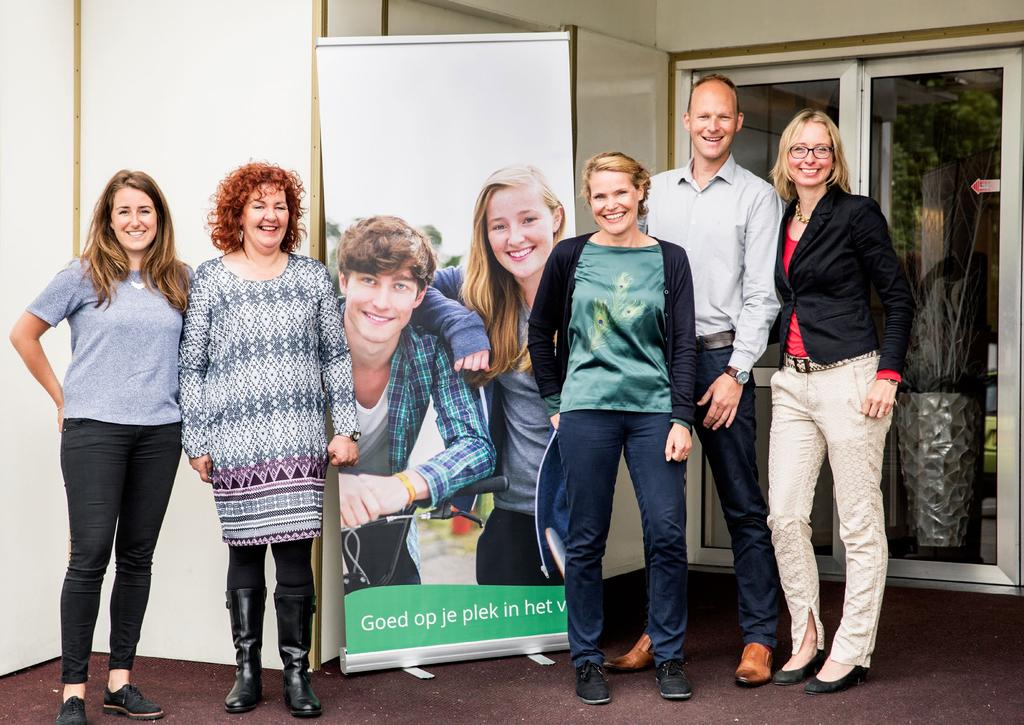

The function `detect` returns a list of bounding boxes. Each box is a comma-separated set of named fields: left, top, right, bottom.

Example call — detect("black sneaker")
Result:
left=575, top=661, right=611, bottom=705
left=55, top=696, right=87, bottom=725
left=102, top=684, right=164, bottom=720
left=656, top=659, right=693, bottom=700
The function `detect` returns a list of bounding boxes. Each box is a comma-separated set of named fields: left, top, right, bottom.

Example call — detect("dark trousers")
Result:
left=694, top=346, right=779, bottom=647
left=59, top=419, right=180, bottom=684
left=558, top=411, right=687, bottom=668
left=227, top=538, right=315, bottom=596
left=477, top=507, right=564, bottom=586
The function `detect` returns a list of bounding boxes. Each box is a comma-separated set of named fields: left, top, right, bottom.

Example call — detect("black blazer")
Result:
left=528, top=233, right=697, bottom=425
left=775, top=187, right=913, bottom=373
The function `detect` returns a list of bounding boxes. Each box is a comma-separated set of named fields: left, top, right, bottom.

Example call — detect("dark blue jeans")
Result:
left=558, top=410, right=687, bottom=668
left=694, top=346, right=778, bottom=647
left=59, top=419, right=180, bottom=683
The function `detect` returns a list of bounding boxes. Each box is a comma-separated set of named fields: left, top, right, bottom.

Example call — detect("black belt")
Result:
left=696, top=330, right=735, bottom=352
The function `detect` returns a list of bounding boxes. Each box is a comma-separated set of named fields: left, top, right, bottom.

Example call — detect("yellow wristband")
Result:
left=395, top=471, right=416, bottom=507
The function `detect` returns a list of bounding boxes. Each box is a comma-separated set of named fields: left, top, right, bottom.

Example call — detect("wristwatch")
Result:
left=345, top=431, right=361, bottom=442
left=725, top=366, right=751, bottom=385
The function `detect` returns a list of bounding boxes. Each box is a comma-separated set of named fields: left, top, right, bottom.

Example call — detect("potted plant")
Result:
left=895, top=250, right=983, bottom=549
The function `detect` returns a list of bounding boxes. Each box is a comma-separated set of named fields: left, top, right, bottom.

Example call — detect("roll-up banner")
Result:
left=316, top=33, right=574, bottom=674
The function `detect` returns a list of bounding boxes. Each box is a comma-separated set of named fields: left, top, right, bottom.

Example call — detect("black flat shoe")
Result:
left=55, top=696, right=87, bottom=725
left=804, top=665, right=868, bottom=694
left=103, top=684, right=164, bottom=720
left=772, top=650, right=826, bottom=686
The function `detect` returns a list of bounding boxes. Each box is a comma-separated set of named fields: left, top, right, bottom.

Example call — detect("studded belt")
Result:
left=783, top=351, right=878, bottom=373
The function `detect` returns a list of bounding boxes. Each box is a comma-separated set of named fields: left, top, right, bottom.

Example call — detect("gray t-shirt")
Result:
left=493, top=307, right=552, bottom=515
left=29, top=259, right=184, bottom=425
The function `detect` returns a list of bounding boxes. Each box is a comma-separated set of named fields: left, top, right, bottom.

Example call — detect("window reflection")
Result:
left=870, top=69, right=1002, bottom=565
left=700, top=78, right=840, bottom=553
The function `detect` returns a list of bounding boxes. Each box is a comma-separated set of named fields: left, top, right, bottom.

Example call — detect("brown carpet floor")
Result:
left=2, top=571, right=1022, bottom=724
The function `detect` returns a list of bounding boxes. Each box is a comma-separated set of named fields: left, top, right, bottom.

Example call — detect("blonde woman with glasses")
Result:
left=767, top=110, right=913, bottom=694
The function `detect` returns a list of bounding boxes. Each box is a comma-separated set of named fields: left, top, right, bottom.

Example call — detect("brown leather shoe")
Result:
left=604, top=633, right=654, bottom=672
left=735, top=643, right=773, bottom=687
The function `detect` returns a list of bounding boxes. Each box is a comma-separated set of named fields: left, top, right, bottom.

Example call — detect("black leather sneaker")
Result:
left=102, top=684, right=164, bottom=720
left=656, top=659, right=693, bottom=700
left=55, top=696, right=87, bottom=725
left=575, top=661, right=611, bottom=705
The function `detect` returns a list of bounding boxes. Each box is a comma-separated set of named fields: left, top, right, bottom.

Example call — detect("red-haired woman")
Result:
left=179, top=162, right=358, bottom=718
left=11, top=170, right=189, bottom=724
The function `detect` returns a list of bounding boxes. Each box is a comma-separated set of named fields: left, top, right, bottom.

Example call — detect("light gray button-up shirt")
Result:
left=645, top=154, right=783, bottom=372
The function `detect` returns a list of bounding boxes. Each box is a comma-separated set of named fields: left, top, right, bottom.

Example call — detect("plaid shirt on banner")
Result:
left=386, top=324, right=494, bottom=500
left=365, top=314, right=495, bottom=572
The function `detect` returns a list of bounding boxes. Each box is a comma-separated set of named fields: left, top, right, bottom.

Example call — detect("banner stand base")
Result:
left=527, top=654, right=555, bottom=666
left=402, top=667, right=435, bottom=679
left=341, top=633, right=569, bottom=674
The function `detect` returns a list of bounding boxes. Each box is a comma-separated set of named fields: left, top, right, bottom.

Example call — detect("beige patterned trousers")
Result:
left=767, top=354, right=891, bottom=667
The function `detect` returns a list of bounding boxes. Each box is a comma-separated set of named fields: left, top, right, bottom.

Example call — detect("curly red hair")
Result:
left=208, top=162, right=306, bottom=253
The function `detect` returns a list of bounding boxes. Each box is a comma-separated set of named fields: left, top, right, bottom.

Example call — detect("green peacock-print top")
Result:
left=555, top=241, right=672, bottom=416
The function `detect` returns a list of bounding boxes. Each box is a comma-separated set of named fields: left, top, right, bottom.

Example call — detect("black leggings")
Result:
left=227, top=538, right=315, bottom=596
left=59, top=419, right=180, bottom=684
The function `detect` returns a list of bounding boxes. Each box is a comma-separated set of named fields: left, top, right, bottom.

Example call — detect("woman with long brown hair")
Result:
left=10, top=170, right=189, bottom=724
left=413, top=164, right=569, bottom=586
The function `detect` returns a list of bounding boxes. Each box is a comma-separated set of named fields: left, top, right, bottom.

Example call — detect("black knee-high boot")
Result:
left=275, top=593, right=321, bottom=718
left=224, top=588, right=266, bottom=713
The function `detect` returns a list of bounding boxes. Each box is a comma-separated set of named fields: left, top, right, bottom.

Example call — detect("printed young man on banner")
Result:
left=604, top=73, right=783, bottom=688
left=334, top=215, right=495, bottom=592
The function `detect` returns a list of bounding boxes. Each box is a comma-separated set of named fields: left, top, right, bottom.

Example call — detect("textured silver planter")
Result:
left=895, top=392, right=980, bottom=548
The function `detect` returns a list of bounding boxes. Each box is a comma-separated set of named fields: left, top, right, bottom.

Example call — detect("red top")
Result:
left=783, top=226, right=900, bottom=383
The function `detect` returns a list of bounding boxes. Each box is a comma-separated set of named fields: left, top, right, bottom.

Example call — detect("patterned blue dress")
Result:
left=179, top=254, right=357, bottom=546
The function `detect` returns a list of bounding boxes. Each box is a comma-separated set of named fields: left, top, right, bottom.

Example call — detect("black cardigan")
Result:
left=527, top=233, right=697, bottom=425
left=775, top=187, right=914, bottom=373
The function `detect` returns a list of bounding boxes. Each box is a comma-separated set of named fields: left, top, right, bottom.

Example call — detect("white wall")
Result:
left=332, top=0, right=1023, bottom=54
left=574, top=27, right=669, bottom=233
left=328, top=0, right=382, bottom=36
left=656, top=0, right=1024, bottom=51
left=78, top=0, right=315, bottom=668
left=389, top=0, right=521, bottom=34
left=0, top=0, right=75, bottom=677
left=328, top=0, right=521, bottom=37
left=426, top=0, right=658, bottom=45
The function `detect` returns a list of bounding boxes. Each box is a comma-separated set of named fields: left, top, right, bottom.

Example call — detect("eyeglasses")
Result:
left=789, top=145, right=834, bottom=159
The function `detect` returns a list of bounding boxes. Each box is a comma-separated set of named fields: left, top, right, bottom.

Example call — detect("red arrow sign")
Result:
left=971, top=178, right=1000, bottom=194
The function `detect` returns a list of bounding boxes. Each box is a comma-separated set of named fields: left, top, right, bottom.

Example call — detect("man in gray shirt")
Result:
left=606, top=73, right=782, bottom=688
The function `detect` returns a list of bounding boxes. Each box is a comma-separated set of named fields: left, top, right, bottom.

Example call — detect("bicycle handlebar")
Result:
left=340, top=475, right=508, bottom=532
left=442, top=475, right=508, bottom=500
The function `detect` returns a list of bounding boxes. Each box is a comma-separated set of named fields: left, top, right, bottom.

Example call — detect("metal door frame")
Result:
left=677, top=47, right=1022, bottom=587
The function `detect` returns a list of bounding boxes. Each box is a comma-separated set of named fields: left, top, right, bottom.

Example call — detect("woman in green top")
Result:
left=528, top=152, right=698, bottom=705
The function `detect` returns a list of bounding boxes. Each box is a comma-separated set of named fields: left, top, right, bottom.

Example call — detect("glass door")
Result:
left=861, top=49, right=1021, bottom=586
left=678, top=48, right=1022, bottom=587
left=681, top=62, right=856, bottom=573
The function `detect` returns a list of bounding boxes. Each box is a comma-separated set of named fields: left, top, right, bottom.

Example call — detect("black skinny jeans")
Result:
left=59, top=419, right=180, bottom=684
